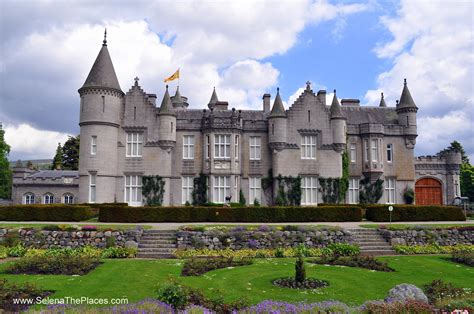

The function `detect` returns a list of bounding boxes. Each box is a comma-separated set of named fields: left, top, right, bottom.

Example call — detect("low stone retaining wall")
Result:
left=0, top=228, right=143, bottom=249
left=176, top=229, right=353, bottom=250
left=379, top=228, right=474, bottom=246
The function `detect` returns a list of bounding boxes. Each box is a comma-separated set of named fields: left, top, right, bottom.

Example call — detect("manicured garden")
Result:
left=1, top=255, right=473, bottom=309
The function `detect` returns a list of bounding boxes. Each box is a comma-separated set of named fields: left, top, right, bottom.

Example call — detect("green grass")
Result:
left=0, top=223, right=153, bottom=231
left=360, top=223, right=474, bottom=230
left=1, top=255, right=472, bottom=308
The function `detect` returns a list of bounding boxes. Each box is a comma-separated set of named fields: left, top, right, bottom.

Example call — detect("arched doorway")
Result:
left=415, top=178, right=443, bottom=205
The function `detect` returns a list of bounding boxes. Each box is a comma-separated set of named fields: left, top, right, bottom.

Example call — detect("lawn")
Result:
left=0, top=223, right=152, bottom=230
left=1, top=255, right=473, bottom=308
left=360, top=223, right=474, bottom=230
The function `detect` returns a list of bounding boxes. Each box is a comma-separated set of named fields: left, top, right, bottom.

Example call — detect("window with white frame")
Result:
left=371, top=139, right=379, bottom=162
left=385, top=177, right=396, bottom=204
left=234, top=176, right=239, bottom=200
left=206, top=135, right=210, bottom=159
left=63, top=194, right=74, bottom=204
left=301, top=135, right=317, bottom=159
left=126, top=133, right=143, bottom=157
left=182, top=176, right=194, bottom=204
left=43, top=193, right=54, bottom=204
left=364, top=139, right=369, bottom=162
left=350, top=143, right=356, bottom=163
left=24, top=193, right=35, bottom=204
left=301, top=176, right=318, bottom=205
left=348, top=178, right=359, bottom=204
left=386, top=144, right=393, bottom=163
left=250, top=136, right=261, bottom=160
left=235, top=135, right=239, bottom=159
left=183, top=135, right=195, bottom=159
left=89, top=173, right=96, bottom=203
left=213, top=176, right=230, bottom=203
left=91, top=136, right=97, bottom=155
left=249, top=177, right=261, bottom=204
left=214, top=134, right=230, bottom=159
left=124, top=175, right=142, bottom=206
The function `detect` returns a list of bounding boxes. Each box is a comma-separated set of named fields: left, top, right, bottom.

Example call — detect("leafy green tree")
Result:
left=61, top=135, right=80, bottom=170
left=0, top=127, right=12, bottom=199
left=51, top=142, right=63, bottom=170
left=442, top=140, right=469, bottom=164
left=239, top=189, right=246, bottom=205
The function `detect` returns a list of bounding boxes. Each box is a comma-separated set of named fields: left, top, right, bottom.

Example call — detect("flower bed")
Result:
left=5, top=255, right=101, bottom=275
left=0, top=279, right=51, bottom=312
left=451, top=250, right=474, bottom=266
left=0, top=245, right=137, bottom=259
left=310, top=255, right=394, bottom=272
left=181, top=257, right=253, bottom=276
left=272, top=277, right=329, bottom=289
left=393, top=244, right=474, bottom=255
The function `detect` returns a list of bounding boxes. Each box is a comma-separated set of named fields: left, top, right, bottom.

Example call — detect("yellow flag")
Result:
left=164, top=69, right=180, bottom=82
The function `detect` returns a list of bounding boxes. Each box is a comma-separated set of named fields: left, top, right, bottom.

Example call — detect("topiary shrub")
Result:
left=295, top=256, right=306, bottom=283
left=365, top=205, right=465, bottom=222
left=239, top=189, right=246, bottom=206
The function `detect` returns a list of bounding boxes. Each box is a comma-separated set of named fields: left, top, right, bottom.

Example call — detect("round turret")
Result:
left=158, top=85, right=176, bottom=147
left=268, top=88, right=287, bottom=148
left=330, top=90, right=346, bottom=152
left=396, top=79, right=418, bottom=136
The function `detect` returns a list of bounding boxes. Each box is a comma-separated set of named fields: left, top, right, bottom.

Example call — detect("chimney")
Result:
left=263, top=93, right=271, bottom=113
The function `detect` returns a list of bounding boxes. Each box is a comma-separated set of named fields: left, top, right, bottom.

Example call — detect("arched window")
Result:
left=43, top=193, right=54, bottom=204
left=24, top=193, right=35, bottom=205
left=63, top=193, right=74, bottom=204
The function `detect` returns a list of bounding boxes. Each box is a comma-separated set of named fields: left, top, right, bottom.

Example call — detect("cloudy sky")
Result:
left=0, top=0, right=472, bottom=161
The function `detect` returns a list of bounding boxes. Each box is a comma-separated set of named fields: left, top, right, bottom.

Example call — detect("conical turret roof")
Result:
left=270, top=88, right=286, bottom=117
left=379, top=92, right=387, bottom=107
left=159, top=86, right=176, bottom=116
left=330, top=90, right=345, bottom=119
left=81, top=31, right=122, bottom=92
left=208, top=87, right=218, bottom=109
left=172, top=86, right=183, bottom=104
left=397, top=79, right=417, bottom=110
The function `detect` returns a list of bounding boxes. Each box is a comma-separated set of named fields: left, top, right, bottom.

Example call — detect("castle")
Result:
left=11, top=35, right=462, bottom=206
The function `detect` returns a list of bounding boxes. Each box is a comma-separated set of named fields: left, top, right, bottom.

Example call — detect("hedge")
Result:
left=365, top=205, right=465, bottom=222
left=99, top=205, right=363, bottom=223
left=0, top=205, right=94, bottom=221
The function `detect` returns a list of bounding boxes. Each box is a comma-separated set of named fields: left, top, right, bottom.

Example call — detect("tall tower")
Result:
left=77, top=30, right=124, bottom=203
left=330, top=90, right=346, bottom=152
left=158, top=85, right=177, bottom=149
left=396, top=79, right=418, bottom=148
left=268, top=88, right=287, bottom=148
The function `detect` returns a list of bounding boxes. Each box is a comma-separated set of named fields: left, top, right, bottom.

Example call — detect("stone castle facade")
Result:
left=11, top=36, right=462, bottom=206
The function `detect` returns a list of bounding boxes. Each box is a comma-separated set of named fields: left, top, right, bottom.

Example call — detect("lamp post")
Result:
left=388, top=205, right=394, bottom=224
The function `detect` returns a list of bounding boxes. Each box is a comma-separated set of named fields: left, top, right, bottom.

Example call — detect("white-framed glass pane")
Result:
left=350, top=143, right=356, bottom=163
left=214, top=135, right=231, bottom=159
left=301, top=135, right=316, bottom=159
left=126, top=133, right=143, bottom=157
left=371, top=139, right=378, bottom=162
left=213, top=176, right=230, bottom=203
left=91, top=136, right=97, bottom=155
left=124, top=175, right=142, bottom=205
left=348, top=178, right=359, bottom=204
left=183, top=135, right=195, bottom=159
left=385, top=178, right=396, bottom=204
left=250, top=136, right=261, bottom=160
left=301, top=176, right=318, bottom=205
left=182, top=176, right=194, bottom=204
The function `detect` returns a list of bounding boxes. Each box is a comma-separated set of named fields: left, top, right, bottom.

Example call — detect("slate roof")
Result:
left=397, top=79, right=417, bottom=110
left=158, top=86, right=176, bottom=116
left=341, top=106, right=399, bottom=125
left=270, top=88, right=286, bottom=117
left=330, top=91, right=344, bottom=119
left=379, top=93, right=387, bottom=107
left=177, top=109, right=267, bottom=121
left=27, top=170, right=79, bottom=179
left=81, top=44, right=122, bottom=91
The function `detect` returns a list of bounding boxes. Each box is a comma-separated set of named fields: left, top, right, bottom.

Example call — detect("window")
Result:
left=348, top=178, right=359, bottom=204
left=350, top=143, right=356, bottom=163
left=371, top=139, right=379, bottom=162
left=385, top=178, right=396, bottom=204
left=301, top=176, right=318, bottom=205
left=250, top=136, right=261, bottom=160
left=63, top=194, right=74, bottom=204
left=24, top=193, right=35, bottom=204
left=182, top=177, right=194, bottom=204
left=364, top=139, right=369, bottom=162
left=206, top=135, right=210, bottom=159
left=125, top=175, right=142, bottom=206
left=126, top=133, right=143, bottom=157
left=91, top=136, right=97, bottom=155
left=183, top=135, right=195, bottom=159
left=386, top=144, right=393, bottom=163
left=213, top=176, right=230, bottom=203
left=43, top=193, right=54, bottom=204
left=214, top=134, right=230, bottom=159
left=301, top=135, right=317, bottom=159
left=235, top=135, right=239, bottom=159
left=249, top=177, right=261, bottom=204
left=89, top=173, right=96, bottom=203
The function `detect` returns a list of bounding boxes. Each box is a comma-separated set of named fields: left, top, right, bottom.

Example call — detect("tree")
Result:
left=51, top=142, right=63, bottom=170
left=239, top=189, right=246, bottom=205
left=61, top=135, right=80, bottom=170
left=442, top=140, right=469, bottom=164
left=0, top=127, right=12, bottom=199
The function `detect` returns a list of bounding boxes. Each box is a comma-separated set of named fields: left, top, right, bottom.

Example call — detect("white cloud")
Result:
left=364, top=0, right=474, bottom=158
left=0, top=0, right=369, bottom=159
left=4, top=124, right=70, bottom=160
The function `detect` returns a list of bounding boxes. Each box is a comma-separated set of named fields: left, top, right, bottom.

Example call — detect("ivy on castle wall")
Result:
left=275, top=175, right=301, bottom=206
left=192, top=173, right=208, bottom=205
left=142, top=175, right=165, bottom=206
left=339, top=150, right=350, bottom=202
left=359, top=177, right=384, bottom=204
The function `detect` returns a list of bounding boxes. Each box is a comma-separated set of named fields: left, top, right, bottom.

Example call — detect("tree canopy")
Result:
left=51, top=135, right=80, bottom=170
left=0, top=127, right=12, bottom=199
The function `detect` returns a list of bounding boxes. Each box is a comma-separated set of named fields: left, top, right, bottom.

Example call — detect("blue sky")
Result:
left=0, top=0, right=472, bottom=161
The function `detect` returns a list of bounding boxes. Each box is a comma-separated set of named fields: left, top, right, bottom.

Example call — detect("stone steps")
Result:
left=348, top=228, right=396, bottom=256
left=137, top=230, right=177, bottom=259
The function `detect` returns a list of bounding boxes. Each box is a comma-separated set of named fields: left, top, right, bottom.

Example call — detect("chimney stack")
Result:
left=263, top=93, right=271, bottom=113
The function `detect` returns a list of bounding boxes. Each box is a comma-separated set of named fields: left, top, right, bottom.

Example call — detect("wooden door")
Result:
left=415, top=178, right=442, bottom=205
